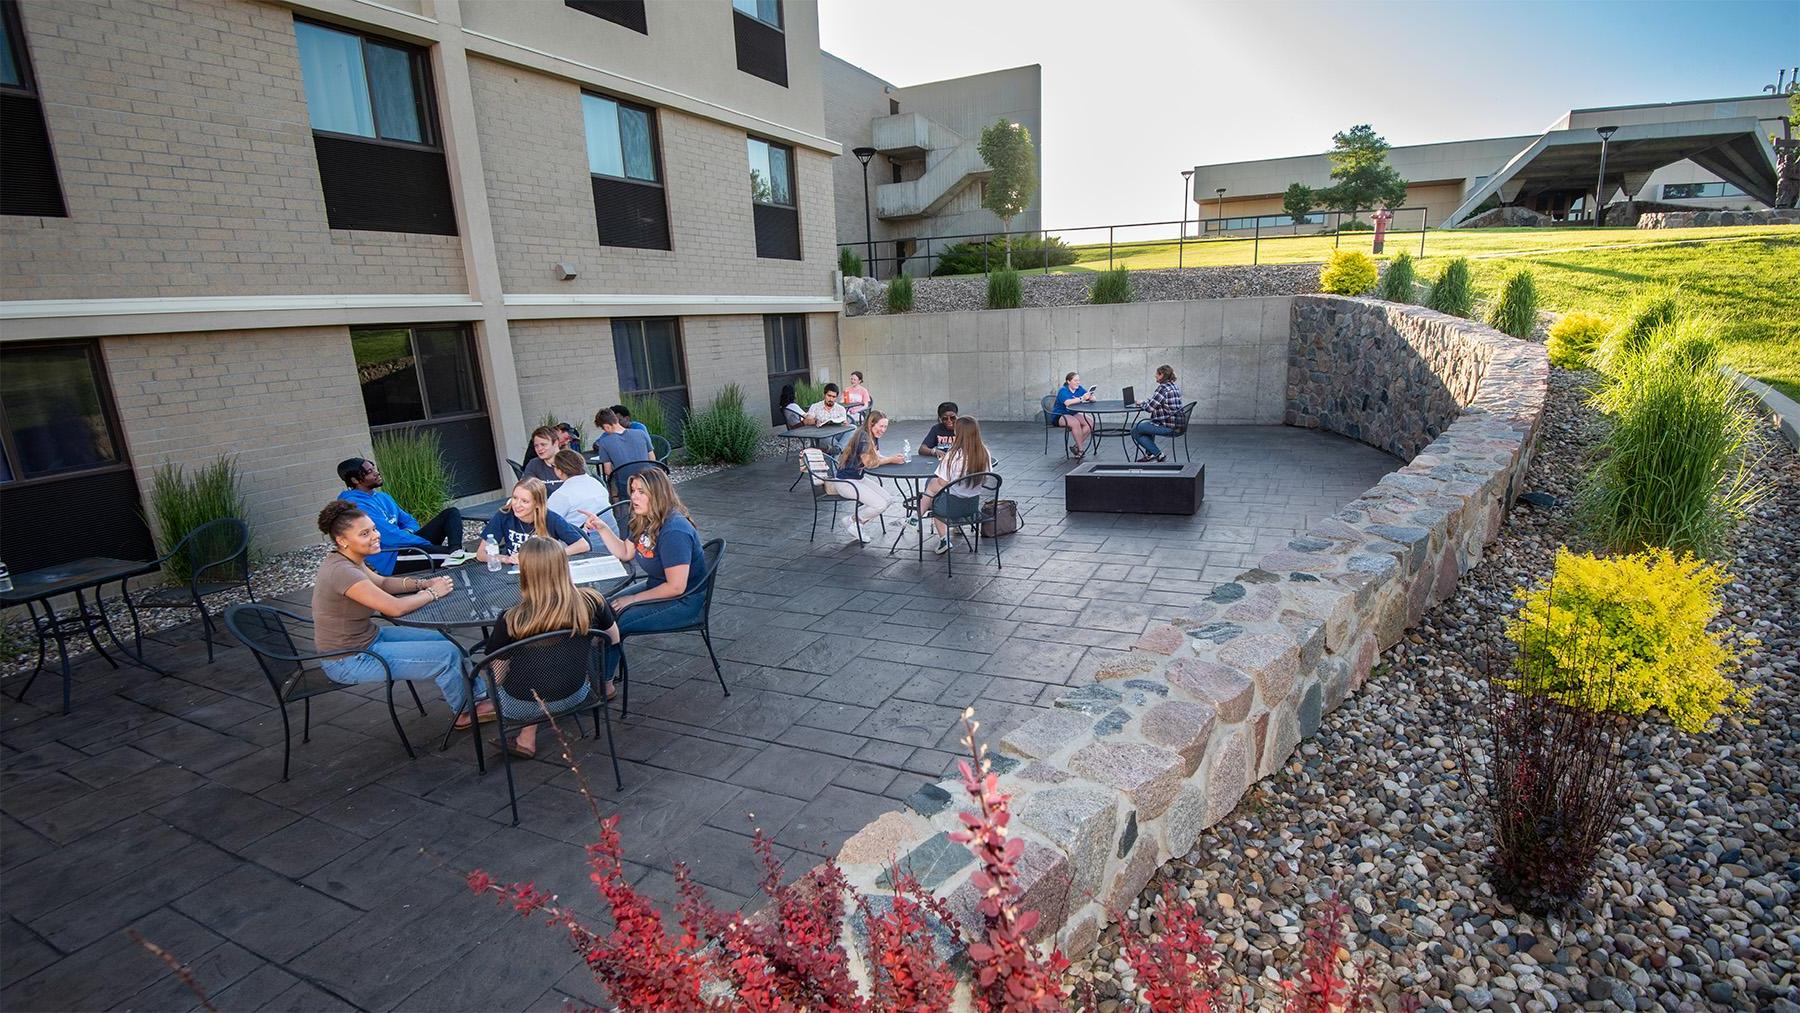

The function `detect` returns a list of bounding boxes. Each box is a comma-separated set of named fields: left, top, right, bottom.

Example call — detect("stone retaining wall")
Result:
left=1637, top=209, right=1800, bottom=228
left=832, top=296, right=1548, bottom=968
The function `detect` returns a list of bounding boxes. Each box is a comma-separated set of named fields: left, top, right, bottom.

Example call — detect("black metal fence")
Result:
left=838, top=207, right=1431, bottom=279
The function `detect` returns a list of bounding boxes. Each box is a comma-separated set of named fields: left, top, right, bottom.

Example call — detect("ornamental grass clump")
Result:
left=618, top=392, right=669, bottom=442
left=1486, top=266, right=1540, bottom=339
left=1506, top=547, right=1749, bottom=733
left=1579, top=320, right=1764, bottom=556
left=680, top=383, right=761, bottom=465
left=794, top=379, right=826, bottom=410
left=1376, top=251, right=1417, bottom=303
left=1592, top=283, right=1682, bottom=376
left=986, top=268, right=1023, bottom=310
left=1425, top=256, right=1476, bottom=318
left=372, top=428, right=452, bottom=522
left=1089, top=266, right=1133, bottom=304
left=1545, top=310, right=1610, bottom=370
left=1318, top=250, right=1377, bottom=295
left=886, top=273, right=915, bottom=313
left=838, top=246, right=863, bottom=278
left=147, top=455, right=247, bottom=582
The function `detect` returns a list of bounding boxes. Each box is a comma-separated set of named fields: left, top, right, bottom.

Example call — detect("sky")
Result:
left=818, top=0, right=1800, bottom=231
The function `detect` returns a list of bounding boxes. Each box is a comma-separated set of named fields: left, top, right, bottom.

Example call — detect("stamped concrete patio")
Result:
left=0, top=421, right=1395, bottom=1011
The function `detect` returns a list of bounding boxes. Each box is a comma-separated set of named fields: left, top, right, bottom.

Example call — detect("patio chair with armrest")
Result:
left=1169, top=401, right=1199, bottom=463
left=608, top=458, right=671, bottom=500
left=613, top=538, right=728, bottom=719
left=468, top=629, right=623, bottom=823
left=133, top=517, right=253, bottom=664
left=800, top=448, right=886, bottom=543
left=927, top=472, right=1003, bottom=577
left=223, top=603, right=426, bottom=781
left=649, top=434, right=672, bottom=462
left=506, top=459, right=526, bottom=481
left=1041, top=394, right=1072, bottom=457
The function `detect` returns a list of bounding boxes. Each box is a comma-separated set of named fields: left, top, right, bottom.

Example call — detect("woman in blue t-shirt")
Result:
left=1052, top=370, right=1097, bottom=458
left=590, top=468, right=707, bottom=682
left=476, top=478, right=589, bottom=565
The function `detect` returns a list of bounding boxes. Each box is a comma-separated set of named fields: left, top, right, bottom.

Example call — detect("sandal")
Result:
left=454, top=704, right=498, bottom=731
left=489, top=736, right=536, bottom=760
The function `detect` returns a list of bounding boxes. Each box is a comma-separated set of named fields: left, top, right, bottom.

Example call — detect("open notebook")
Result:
left=507, top=556, right=628, bottom=585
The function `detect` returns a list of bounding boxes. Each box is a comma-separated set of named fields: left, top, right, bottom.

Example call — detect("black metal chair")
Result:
left=469, top=629, right=623, bottom=823
left=1168, top=401, right=1199, bottom=463
left=799, top=448, right=886, bottom=543
left=615, top=538, right=728, bottom=720
left=1041, top=394, right=1072, bottom=457
left=927, top=472, right=1004, bottom=577
left=648, top=434, right=673, bottom=462
left=506, top=459, right=526, bottom=481
left=134, top=517, right=253, bottom=663
left=609, top=458, right=671, bottom=500
left=223, top=603, right=426, bottom=781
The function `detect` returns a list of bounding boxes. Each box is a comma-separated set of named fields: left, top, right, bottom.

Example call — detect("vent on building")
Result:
left=314, top=134, right=458, bottom=235
left=592, top=176, right=670, bottom=250
left=565, top=0, right=647, bottom=34
left=733, top=12, right=787, bottom=87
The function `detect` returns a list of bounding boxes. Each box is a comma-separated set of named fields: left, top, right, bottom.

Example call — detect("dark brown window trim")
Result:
left=0, top=339, right=131, bottom=486
left=294, top=16, right=444, bottom=149
left=0, top=0, right=68, bottom=218
left=582, top=91, right=667, bottom=188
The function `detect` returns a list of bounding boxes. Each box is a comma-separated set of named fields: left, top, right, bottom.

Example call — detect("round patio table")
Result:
left=867, top=456, right=939, bottom=561
left=1069, top=399, right=1144, bottom=459
left=395, top=560, right=635, bottom=632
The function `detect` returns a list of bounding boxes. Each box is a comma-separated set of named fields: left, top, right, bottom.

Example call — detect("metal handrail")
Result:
left=838, top=207, right=1433, bottom=279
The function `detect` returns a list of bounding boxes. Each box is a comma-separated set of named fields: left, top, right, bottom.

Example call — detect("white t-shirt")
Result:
left=933, top=449, right=966, bottom=484
left=547, top=473, right=611, bottom=529
left=806, top=400, right=849, bottom=425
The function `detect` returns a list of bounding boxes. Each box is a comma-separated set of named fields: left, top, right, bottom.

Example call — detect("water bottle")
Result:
left=484, top=536, right=501, bottom=572
left=901, top=439, right=911, bottom=462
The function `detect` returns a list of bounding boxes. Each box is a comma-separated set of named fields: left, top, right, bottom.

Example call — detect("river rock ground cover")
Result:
left=1065, top=367, right=1799, bottom=1011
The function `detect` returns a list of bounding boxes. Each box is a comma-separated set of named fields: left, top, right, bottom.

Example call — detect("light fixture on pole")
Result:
left=852, top=146, right=877, bottom=277
left=1179, top=170, right=1194, bottom=269
left=1215, top=187, right=1227, bottom=227
left=1593, top=125, right=1618, bottom=227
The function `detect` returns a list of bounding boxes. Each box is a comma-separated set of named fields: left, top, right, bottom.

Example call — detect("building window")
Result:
left=565, top=0, right=647, bottom=33
left=0, top=0, right=67, bottom=217
left=612, top=319, right=691, bottom=439
left=748, top=136, right=800, bottom=260
left=294, top=19, right=456, bottom=235
left=763, top=315, right=809, bottom=426
left=1661, top=182, right=1746, bottom=200
left=1208, top=212, right=1324, bottom=232
left=351, top=325, right=495, bottom=496
left=732, top=0, right=786, bottom=87
left=583, top=92, right=670, bottom=249
left=0, top=340, right=152, bottom=572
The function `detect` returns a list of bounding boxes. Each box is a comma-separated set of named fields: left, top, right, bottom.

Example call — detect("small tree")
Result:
left=1283, top=182, right=1317, bottom=225
left=977, top=120, right=1038, bottom=269
left=1316, top=124, right=1408, bottom=222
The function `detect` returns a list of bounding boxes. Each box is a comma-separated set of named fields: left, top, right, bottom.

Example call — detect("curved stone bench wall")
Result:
left=833, top=296, right=1548, bottom=962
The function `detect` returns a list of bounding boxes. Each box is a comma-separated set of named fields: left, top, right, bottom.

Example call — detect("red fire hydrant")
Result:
left=1371, top=208, right=1393, bottom=254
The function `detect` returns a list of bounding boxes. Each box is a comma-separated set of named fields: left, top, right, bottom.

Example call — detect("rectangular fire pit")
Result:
left=1065, top=460, right=1205, bottom=515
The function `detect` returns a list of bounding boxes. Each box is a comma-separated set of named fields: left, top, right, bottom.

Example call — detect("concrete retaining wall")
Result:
left=1637, top=209, right=1800, bottom=228
left=832, top=296, right=1548, bottom=964
left=835, top=296, right=1295, bottom=424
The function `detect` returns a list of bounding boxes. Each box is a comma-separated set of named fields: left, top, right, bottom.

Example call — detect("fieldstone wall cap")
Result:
left=1165, top=656, right=1255, bottom=722
left=1054, top=684, right=1121, bottom=716
left=947, top=838, right=1073, bottom=940
left=876, top=830, right=974, bottom=892
left=1204, top=729, right=1252, bottom=824
left=837, top=809, right=932, bottom=868
left=1217, top=632, right=1300, bottom=707
left=1068, top=741, right=1185, bottom=819
left=1092, top=652, right=1160, bottom=682
left=1000, top=710, right=1093, bottom=761
left=1139, top=699, right=1219, bottom=775
left=1105, top=839, right=1161, bottom=913
left=1017, top=787, right=1118, bottom=901
left=1133, top=624, right=1187, bottom=655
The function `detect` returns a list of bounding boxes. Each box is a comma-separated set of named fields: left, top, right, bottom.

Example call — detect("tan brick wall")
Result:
left=103, top=325, right=373, bottom=554
left=467, top=56, right=837, bottom=298
left=509, top=319, right=620, bottom=438
left=0, top=0, right=467, bottom=302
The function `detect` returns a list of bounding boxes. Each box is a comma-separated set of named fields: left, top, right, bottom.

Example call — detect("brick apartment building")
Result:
left=0, top=0, right=844, bottom=570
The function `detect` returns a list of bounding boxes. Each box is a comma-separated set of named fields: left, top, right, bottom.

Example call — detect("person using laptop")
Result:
left=1131, top=365, right=1183, bottom=462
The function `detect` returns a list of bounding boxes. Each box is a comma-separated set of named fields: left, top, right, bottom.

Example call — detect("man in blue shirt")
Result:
left=608, top=404, right=654, bottom=441
left=590, top=409, right=656, bottom=495
left=336, top=458, right=467, bottom=576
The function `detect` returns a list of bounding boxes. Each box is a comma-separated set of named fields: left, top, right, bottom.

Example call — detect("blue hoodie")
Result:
left=338, top=488, right=432, bottom=576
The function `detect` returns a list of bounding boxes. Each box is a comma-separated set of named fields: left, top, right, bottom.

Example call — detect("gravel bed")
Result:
left=1065, top=368, right=1800, bottom=1010
left=0, top=443, right=786, bottom=684
left=848, top=264, right=1324, bottom=315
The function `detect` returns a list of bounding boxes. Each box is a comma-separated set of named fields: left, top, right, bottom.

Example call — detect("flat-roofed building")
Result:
left=1189, top=94, right=1789, bottom=233
left=1, top=0, right=848, bottom=569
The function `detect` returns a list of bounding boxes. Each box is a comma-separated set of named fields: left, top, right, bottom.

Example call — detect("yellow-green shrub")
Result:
left=1319, top=250, right=1378, bottom=295
left=1546, top=311, right=1609, bottom=370
left=1506, top=547, right=1749, bottom=733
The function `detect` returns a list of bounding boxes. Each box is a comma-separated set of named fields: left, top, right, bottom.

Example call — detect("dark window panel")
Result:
left=753, top=203, right=801, bottom=260
left=415, top=327, right=481, bottom=416
left=611, top=319, right=690, bottom=441
left=733, top=10, right=786, bottom=87
left=565, top=0, right=647, bottom=33
left=0, top=91, right=65, bottom=217
left=0, top=343, right=119, bottom=477
left=352, top=328, right=425, bottom=427
left=313, top=133, right=457, bottom=235
left=0, top=468, right=154, bottom=573
left=591, top=176, right=670, bottom=250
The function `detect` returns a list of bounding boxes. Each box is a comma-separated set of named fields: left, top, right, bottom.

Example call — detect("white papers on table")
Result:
left=568, top=555, right=629, bottom=585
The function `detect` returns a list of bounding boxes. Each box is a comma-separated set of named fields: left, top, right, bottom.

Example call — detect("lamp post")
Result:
left=1179, top=170, right=1193, bottom=268
left=1215, top=187, right=1227, bottom=230
left=1593, top=125, right=1618, bottom=227
left=852, top=146, right=876, bottom=276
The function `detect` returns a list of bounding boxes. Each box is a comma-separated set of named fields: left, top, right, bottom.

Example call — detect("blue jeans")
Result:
left=604, top=590, right=706, bottom=682
left=1132, top=420, right=1177, bottom=458
left=321, top=626, right=475, bottom=714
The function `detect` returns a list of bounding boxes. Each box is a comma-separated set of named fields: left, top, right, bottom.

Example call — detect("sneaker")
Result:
left=842, top=516, right=872, bottom=544
left=905, top=511, right=919, bottom=528
left=933, top=536, right=952, bottom=555
left=444, top=549, right=474, bottom=567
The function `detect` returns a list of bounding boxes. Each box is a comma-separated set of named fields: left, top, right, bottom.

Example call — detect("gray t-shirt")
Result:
left=594, top=428, right=653, bottom=471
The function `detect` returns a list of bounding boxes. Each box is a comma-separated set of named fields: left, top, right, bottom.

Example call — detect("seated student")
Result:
left=834, top=409, right=905, bottom=543
left=590, top=408, right=655, bottom=490
left=917, top=401, right=960, bottom=458
left=778, top=383, right=807, bottom=430
left=1132, top=364, right=1184, bottom=463
left=589, top=469, right=707, bottom=688
left=547, top=449, right=615, bottom=546
left=520, top=426, right=561, bottom=484
left=335, top=457, right=465, bottom=575
left=609, top=404, right=653, bottom=445
left=842, top=371, right=873, bottom=422
left=806, top=383, right=852, bottom=452
left=916, top=416, right=992, bottom=555
left=477, top=478, right=589, bottom=564
left=482, top=537, right=620, bottom=759
left=311, top=501, right=493, bottom=729
left=1051, top=371, right=1097, bottom=458
left=553, top=422, right=582, bottom=452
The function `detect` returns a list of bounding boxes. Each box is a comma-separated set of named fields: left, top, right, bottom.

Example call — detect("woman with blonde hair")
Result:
left=481, top=538, right=620, bottom=758
left=915, top=415, right=992, bottom=555
left=590, top=469, right=708, bottom=684
left=833, top=409, right=904, bottom=543
left=476, top=478, right=589, bottom=564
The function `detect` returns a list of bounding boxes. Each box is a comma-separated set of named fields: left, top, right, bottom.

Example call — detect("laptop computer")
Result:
left=1121, top=385, right=1136, bottom=406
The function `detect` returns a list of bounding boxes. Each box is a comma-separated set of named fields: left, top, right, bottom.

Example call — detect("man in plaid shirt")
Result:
left=1132, top=364, right=1183, bottom=462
